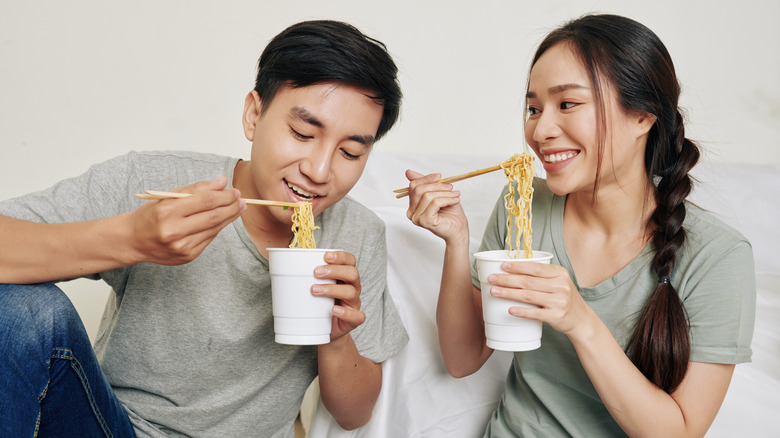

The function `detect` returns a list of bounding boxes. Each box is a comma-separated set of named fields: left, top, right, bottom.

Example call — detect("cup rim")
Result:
left=267, top=248, right=342, bottom=253
left=473, top=249, right=553, bottom=262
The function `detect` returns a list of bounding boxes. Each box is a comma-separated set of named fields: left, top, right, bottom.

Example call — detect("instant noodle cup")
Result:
left=474, top=250, right=554, bottom=351
left=268, top=248, right=339, bottom=345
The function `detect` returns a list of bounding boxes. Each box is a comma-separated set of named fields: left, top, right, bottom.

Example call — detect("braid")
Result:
left=627, top=111, right=699, bottom=393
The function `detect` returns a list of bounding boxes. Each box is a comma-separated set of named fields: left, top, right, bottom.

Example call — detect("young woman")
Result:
left=405, top=14, right=755, bottom=437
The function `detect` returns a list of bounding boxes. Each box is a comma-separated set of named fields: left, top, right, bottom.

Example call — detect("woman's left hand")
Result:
left=487, top=260, right=593, bottom=338
left=314, top=250, right=366, bottom=341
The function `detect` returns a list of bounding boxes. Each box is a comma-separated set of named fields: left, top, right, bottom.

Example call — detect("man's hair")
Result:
left=254, top=20, right=402, bottom=141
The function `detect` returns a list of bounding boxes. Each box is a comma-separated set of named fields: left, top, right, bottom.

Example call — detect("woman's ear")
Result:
left=242, top=90, right=263, bottom=141
left=635, top=112, right=657, bottom=137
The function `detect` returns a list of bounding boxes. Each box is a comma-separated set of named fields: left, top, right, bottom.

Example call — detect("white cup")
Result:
left=268, top=248, right=339, bottom=345
left=474, top=250, right=554, bottom=351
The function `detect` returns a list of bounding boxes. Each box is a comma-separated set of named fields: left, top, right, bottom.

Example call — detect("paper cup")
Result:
left=474, top=250, right=553, bottom=351
left=268, top=248, right=339, bottom=345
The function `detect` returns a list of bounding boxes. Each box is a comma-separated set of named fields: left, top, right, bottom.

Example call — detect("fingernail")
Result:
left=502, top=262, right=511, bottom=270
left=314, top=267, right=327, bottom=276
left=332, top=306, right=345, bottom=316
left=324, top=252, right=336, bottom=262
left=488, top=274, right=497, bottom=283
left=490, top=287, right=501, bottom=297
left=312, top=285, right=324, bottom=294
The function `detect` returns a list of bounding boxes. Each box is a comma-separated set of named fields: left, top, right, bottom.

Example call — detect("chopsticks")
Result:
left=393, top=164, right=503, bottom=198
left=135, top=190, right=300, bottom=208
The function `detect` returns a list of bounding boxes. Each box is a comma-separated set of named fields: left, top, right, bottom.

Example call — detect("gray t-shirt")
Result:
left=0, top=150, right=409, bottom=438
left=471, top=178, right=756, bottom=437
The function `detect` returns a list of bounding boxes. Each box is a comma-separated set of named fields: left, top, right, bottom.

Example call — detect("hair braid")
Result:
left=628, top=111, right=699, bottom=393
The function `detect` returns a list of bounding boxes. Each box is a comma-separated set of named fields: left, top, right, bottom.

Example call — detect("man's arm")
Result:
left=313, top=250, right=382, bottom=429
left=0, top=177, right=244, bottom=284
left=317, top=334, right=382, bottom=429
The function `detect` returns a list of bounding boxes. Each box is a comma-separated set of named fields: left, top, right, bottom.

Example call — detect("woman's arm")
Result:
left=571, top=315, right=733, bottom=437
left=493, top=261, right=735, bottom=437
left=405, top=169, right=493, bottom=377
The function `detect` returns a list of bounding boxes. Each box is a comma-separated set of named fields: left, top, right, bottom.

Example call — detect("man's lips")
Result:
left=285, top=180, right=319, bottom=201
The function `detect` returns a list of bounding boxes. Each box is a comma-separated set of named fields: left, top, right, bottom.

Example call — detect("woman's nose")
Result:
left=532, top=110, right=562, bottom=143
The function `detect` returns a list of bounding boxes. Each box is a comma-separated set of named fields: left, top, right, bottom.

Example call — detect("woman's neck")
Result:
left=562, top=178, right=655, bottom=287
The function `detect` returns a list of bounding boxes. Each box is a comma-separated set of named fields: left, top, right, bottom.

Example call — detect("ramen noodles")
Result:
left=500, top=153, right=535, bottom=259
left=289, top=201, right=318, bottom=249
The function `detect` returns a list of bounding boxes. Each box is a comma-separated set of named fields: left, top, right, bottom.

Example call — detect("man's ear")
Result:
left=242, top=90, right=263, bottom=141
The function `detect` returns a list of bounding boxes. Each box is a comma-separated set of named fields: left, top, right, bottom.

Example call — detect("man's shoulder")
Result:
left=124, top=150, right=233, bottom=166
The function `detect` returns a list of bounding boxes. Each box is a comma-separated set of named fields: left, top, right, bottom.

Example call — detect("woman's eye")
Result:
left=527, top=106, right=541, bottom=116
left=560, top=102, right=578, bottom=110
left=289, top=127, right=312, bottom=140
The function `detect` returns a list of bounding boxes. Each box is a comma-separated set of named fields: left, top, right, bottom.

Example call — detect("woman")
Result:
left=404, top=14, right=755, bottom=437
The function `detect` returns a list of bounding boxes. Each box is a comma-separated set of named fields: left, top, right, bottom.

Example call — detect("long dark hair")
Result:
left=530, top=14, right=699, bottom=393
left=254, top=20, right=402, bottom=141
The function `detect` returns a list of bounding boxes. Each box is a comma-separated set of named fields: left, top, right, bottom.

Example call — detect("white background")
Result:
left=1, top=0, right=779, bottom=202
left=1, top=1, right=778, bottom=335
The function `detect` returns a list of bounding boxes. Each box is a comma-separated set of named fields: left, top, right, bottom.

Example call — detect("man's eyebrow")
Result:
left=526, top=83, right=589, bottom=99
left=290, top=106, right=323, bottom=127
left=348, top=134, right=376, bottom=147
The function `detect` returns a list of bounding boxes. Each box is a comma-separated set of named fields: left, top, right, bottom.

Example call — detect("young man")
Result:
left=0, top=20, right=408, bottom=437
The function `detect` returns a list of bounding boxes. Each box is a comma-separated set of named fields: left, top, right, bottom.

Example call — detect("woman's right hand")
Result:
left=404, top=169, right=468, bottom=243
left=126, top=176, right=246, bottom=265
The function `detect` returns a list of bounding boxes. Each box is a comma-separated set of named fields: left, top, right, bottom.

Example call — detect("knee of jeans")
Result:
left=0, top=283, right=82, bottom=340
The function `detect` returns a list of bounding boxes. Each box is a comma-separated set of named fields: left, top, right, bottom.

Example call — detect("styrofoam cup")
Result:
left=474, top=250, right=553, bottom=351
left=268, top=248, right=339, bottom=345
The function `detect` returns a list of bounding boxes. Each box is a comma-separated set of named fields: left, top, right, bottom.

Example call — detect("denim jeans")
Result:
left=0, top=282, right=136, bottom=437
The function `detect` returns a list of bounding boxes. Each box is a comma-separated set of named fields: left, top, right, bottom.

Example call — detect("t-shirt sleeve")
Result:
left=682, top=238, right=756, bottom=364
left=349, top=217, right=409, bottom=363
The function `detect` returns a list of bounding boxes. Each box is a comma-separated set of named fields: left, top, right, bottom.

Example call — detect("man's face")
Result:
left=240, top=82, right=384, bottom=229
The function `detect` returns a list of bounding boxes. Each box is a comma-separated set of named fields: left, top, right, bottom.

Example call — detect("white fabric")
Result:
left=305, top=152, right=780, bottom=438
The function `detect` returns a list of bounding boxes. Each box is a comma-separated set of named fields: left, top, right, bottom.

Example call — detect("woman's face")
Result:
left=524, top=42, right=652, bottom=198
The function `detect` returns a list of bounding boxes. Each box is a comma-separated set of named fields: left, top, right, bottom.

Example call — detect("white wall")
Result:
left=1, top=1, right=778, bottom=335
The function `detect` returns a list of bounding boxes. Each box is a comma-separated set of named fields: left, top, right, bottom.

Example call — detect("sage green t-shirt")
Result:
left=471, top=178, right=756, bottom=437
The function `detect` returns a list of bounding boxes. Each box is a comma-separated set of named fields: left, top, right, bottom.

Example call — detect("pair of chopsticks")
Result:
left=135, top=190, right=300, bottom=208
left=393, top=164, right=502, bottom=198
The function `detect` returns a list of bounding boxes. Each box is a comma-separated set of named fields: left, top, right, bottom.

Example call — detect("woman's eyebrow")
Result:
left=526, top=83, right=589, bottom=99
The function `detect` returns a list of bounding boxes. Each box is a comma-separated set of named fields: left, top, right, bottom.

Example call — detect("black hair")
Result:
left=254, top=20, right=402, bottom=141
left=531, top=14, right=700, bottom=393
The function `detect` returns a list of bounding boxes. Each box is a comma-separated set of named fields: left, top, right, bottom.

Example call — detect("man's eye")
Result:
left=289, top=127, right=312, bottom=140
left=341, top=149, right=360, bottom=160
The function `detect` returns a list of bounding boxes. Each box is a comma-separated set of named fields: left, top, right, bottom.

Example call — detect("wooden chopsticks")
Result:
left=393, top=164, right=503, bottom=198
left=135, top=190, right=300, bottom=208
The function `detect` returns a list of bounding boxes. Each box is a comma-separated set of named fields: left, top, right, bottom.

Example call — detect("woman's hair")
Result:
left=530, top=14, right=700, bottom=393
left=254, top=20, right=402, bottom=141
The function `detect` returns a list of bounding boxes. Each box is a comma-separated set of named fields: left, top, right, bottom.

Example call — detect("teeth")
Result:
left=286, top=182, right=316, bottom=200
left=544, top=151, right=577, bottom=163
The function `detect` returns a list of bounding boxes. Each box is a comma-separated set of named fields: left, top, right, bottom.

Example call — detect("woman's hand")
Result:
left=487, top=260, right=596, bottom=339
left=127, top=176, right=246, bottom=265
left=404, top=169, right=468, bottom=244
left=314, top=250, right=366, bottom=341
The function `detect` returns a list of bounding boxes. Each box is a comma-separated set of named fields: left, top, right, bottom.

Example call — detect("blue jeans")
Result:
left=0, top=283, right=136, bottom=437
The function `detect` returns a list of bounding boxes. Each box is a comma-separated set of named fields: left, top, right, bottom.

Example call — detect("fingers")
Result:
left=313, top=251, right=361, bottom=305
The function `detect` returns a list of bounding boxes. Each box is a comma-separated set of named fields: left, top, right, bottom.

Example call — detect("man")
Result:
left=0, top=20, right=407, bottom=437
